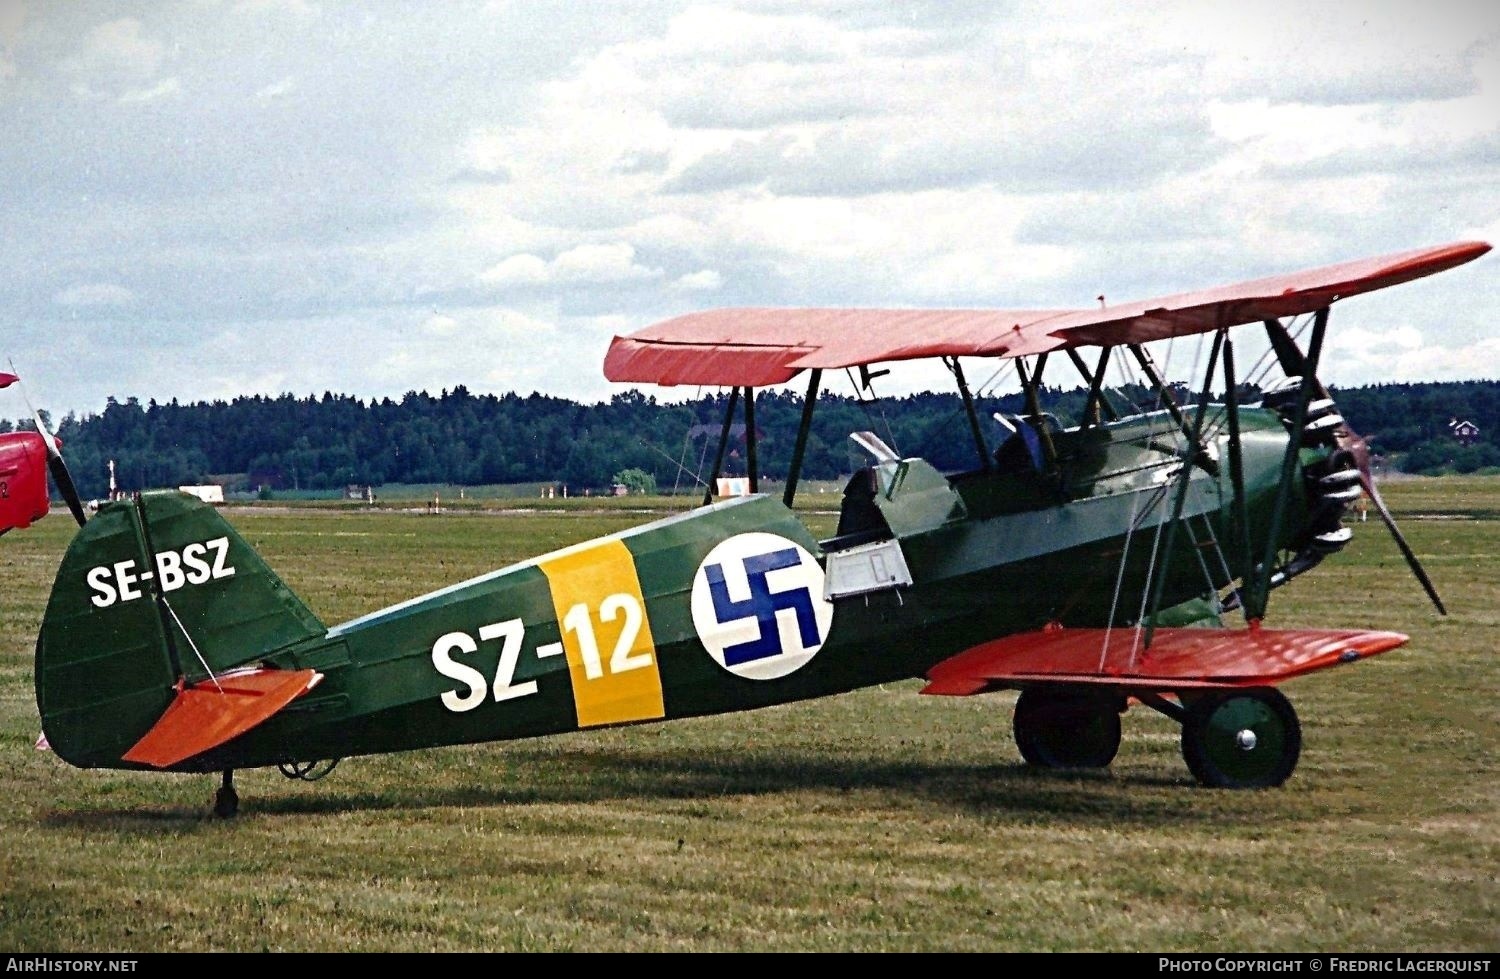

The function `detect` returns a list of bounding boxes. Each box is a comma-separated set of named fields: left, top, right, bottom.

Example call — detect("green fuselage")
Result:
left=37, top=409, right=1319, bottom=773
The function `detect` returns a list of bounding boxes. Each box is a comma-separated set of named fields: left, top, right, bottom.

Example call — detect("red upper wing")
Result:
left=602, top=307, right=1068, bottom=386
left=603, top=241, right=1490, bottom=387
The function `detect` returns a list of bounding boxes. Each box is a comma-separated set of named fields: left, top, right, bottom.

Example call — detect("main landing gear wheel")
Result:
left=1180, top=687, right=1301, bottom=789
left=1013, top=687, right=1123, bottom=769
left=213, top=769, right=239, bottom=819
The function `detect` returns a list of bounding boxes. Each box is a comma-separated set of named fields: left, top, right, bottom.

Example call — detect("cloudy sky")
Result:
left=3, top=0, right=1497, bottom=418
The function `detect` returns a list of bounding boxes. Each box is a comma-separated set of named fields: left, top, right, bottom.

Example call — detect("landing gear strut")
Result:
left=213, top=769, right=239, bottom=819
left=1013, top=687, right=1123, bottom=769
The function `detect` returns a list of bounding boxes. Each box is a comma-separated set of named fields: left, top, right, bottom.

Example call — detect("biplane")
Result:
left=11, top=240, right=1491, bottom=817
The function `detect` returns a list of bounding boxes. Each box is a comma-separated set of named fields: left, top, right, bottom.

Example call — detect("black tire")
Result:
left=213, top=784, right=239, bottom=819
left=1013, top=687, right=1123, bottom=769
left=1181, top=687, right=1301, bottom=788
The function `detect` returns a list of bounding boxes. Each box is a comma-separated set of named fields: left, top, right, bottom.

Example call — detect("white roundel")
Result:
left=690, top=532, right=834, bottom=680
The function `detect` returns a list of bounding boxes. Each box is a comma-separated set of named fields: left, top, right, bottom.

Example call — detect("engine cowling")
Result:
left=0, top=431, right=52, bottom=534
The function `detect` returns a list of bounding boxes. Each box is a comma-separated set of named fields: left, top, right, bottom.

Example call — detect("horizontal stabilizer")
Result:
left=921, top=625, right=1408, bottom=696
left=122, top=668, right=321, bottom=768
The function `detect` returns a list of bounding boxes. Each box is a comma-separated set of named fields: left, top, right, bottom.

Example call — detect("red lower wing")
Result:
left=921, top=625, right=1409, bottom=696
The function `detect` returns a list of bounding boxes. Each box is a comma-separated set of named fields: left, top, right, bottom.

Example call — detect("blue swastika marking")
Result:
left=705, top=547, right=822, bottom=666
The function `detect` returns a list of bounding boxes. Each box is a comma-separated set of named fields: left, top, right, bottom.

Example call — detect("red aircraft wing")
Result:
left=602, top=306, right=1071, bottom=386
left=602, top=240, right=1490, bottom=387
left=920, top=624, right=1410, bottom=696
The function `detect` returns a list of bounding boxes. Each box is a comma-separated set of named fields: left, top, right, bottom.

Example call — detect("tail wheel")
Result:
left=213, top=769, right=239, bottom=819
left=1013, top=687, right=1122, bottom=769
left=1180, top=687, right=1301, bottom=788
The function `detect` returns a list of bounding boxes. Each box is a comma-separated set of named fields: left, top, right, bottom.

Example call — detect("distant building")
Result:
left=1449, top=418, right=1480, bottom=446
left=715, top=477, right=752, bottom=497
left=178, top=484, right=224, bottom=504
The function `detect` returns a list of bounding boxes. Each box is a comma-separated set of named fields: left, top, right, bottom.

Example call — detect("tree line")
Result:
left=4, top=379, right=1496, bottom=499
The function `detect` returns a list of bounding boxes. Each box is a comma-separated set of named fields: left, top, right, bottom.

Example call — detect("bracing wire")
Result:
left=1100, top=489, right=1144, bottom=673
left=1130, top=492, right=1172, bottom=668
left=1099, top=480, right=1172, bottom=672
left=1191, top=311, right=1313, bottom=446
left=161, top=597, right=224, bottom=693
left=843, top=367, right=901, bottom=458
left=1123, top=330, right=1210, bottom=664
left=1098, top=316, right=1313, bottom=666
left=972, top=357, right=1015, bottom=400
left=1202, top=511, right=1237, bottom=593
left=1181, top=517, right=1229, bottom=626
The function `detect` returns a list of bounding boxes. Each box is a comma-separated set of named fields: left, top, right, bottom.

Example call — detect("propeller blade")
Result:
left=1363, top=477, right=1446, bottom=615
left=1264, top=319, right=1309, bottom=377
left=1335, top=426, right=1446, bottom=615
left=1263, top=318, right=1445, bottom=614
left=47, top=453, right=88, bottom=528
left=31, top=409, right=87, bottom=528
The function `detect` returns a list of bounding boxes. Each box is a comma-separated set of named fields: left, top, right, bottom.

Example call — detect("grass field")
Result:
left=1, top=478, right=1496, bottom=952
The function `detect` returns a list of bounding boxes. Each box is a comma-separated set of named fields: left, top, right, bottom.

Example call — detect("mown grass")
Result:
left=0, top=478, right=1495, bottom=952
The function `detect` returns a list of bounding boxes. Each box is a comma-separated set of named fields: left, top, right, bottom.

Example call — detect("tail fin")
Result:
left=36, top=491, right=326, bottom=768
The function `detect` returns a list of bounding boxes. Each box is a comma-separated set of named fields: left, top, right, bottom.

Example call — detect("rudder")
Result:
left=36, top=491, right=326, bottom=768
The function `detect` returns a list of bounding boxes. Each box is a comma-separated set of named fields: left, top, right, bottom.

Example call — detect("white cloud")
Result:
left=1183, top=0, right=1500, bottom=105
left=69, top=81, right=107, bottom=102
left=656, top=5, right=850, bottom=67
left=1330, top=324, right=1500, bottom=386
left=255, top=77, right=295, bottom=100
left=478, top=253, right=549, bottom=287
left=119, top=77, right=180, bottom=104
left=458, top=130, right=516, bottom=182
left=60, top=18, right=163, bottom=76
left=0, top=1, right=21, bottom=80
left=232, top=0, right=320, bottom=17
left=369, top=307, right=576, bottom=397
left=674, top=269, right=722, bottom=291
left=613, top=148, right=672, bottom=175
left=553, top=243, right=661, bottom=283
left=6, top=2, right=1497, bottom=418
left=53, top=283, right=137, bottom=307
left=422, top=314, right=459, bottom=336
left=0, top=2, right=19, bottom=45
left=479, top=242, right=663, bottom=288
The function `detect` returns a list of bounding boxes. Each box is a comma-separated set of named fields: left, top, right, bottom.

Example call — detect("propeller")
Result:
left=1262, top=320, right=1445, bottom=615
left=6, top=365, right=87, bottom=528
left=32, top=410, right=88, bottom=528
